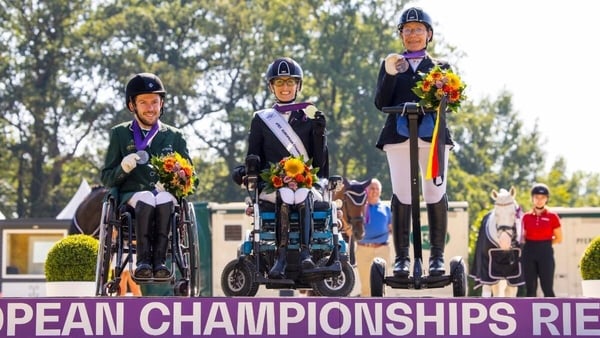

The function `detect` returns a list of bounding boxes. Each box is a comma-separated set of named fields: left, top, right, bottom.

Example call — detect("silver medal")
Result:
left=397, top=57, right=409, bottom=73
left=136, top=150, right=150, bottom=164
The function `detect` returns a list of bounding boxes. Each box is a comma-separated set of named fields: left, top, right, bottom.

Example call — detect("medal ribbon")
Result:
left=273, top=102, right=312, bottom=113
left=132, top=119, right=159, bottom=151
left=402, top=49, right=426, bottom=59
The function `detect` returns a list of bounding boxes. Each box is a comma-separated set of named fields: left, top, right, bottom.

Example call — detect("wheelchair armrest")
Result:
left=314, top=201, right=330, bottom=211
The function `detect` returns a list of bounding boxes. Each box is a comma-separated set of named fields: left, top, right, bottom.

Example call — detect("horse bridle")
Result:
left=342, top=189, right=367, bottom=230
left=493, top=200, right=518, bottom=238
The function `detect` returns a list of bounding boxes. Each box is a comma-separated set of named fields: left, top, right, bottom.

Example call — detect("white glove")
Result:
left=155, top=181, right=165, bottom=192
left=121, top=153, right=140, bottom=173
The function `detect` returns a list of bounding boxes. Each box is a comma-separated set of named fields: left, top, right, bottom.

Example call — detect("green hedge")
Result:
left=45, top=234, right=99, bottom=282
left=580, top=236, right=600, bottom=280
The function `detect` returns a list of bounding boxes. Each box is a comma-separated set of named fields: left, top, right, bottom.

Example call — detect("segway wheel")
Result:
left=370, top=257, right=386, bottom=297
left=449, top=256, right=467, bottom=297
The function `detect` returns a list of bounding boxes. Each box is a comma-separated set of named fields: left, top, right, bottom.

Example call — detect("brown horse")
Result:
left=69, top=185, right=109, bottom=238
left=333, top=178, right=371, bottom=263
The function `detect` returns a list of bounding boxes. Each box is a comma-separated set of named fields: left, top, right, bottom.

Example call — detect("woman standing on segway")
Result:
left=373, top=7, right=454, bottom=277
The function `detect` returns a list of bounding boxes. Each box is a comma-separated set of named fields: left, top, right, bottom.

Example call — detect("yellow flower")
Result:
left=284, top=158, right=305, bottom=177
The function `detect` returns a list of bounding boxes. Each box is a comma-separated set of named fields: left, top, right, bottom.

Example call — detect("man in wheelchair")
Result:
left=232, top=57, right=329, bottom=280
left=101, top=72, right=194, bottom=280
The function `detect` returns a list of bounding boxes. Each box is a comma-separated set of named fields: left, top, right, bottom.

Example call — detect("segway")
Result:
left=369, top=100, right=467, bottom=297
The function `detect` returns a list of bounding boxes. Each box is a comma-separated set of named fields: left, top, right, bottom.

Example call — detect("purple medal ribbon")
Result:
left=402, top=49, right=426, bottom=59
left=132, top=119, right=159, bottom=151
left=132, top=120, right=159, bottom=164
left=273, top=102, right=312, bottom=114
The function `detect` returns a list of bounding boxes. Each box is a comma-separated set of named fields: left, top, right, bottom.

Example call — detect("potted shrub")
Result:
left=44, top=234, right=99, bottom=296
left=580, top=235, right=600, bottom=297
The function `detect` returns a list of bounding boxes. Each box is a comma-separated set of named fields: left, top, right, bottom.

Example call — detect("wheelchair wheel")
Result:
left=95, top=200, right=116, bottom=296
left=180, top=201, right=200, bottom=297
left=221, top=259, right=259, bottom=296
left=450, top=256, right=467, bottom=297
left=370, top=257, right=386, bottom=297
left=311, top=258, right=355, bottom=297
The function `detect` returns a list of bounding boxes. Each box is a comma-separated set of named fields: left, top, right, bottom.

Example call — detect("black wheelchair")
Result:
left=95, top=188, right=201, bottom=296
left=221, top=155, right=355, bottom=296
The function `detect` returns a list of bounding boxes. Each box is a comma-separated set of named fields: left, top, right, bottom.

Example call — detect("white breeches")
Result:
left=127, top=191, right=176, bottom=208
left=383, top=139, right=450, bottom=204
left=259, top=187, right=323, bottom=204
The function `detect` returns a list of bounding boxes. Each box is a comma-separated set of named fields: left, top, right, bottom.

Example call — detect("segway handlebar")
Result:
left=381, top=103, right=436, bottom=115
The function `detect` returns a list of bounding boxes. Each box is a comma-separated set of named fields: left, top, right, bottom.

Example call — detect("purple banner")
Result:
left=0, top=297, right=598, bottom=337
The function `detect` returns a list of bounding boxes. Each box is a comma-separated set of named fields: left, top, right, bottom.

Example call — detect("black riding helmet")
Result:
left=125, top=73, right=166, bottom=112
left=398, top=7, right=433, bottom=43
left=265, top=57, right=303, bottom=92
left=531, top=183, right=550, bottom=197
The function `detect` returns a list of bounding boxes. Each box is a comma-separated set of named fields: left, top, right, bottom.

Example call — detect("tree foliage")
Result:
left=0, top=0, right=598, bottom=222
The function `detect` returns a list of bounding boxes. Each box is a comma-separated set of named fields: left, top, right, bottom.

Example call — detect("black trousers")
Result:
left=522, top=240, right=555, bottom=297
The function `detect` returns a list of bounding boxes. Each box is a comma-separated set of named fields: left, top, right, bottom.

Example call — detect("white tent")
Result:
left=56, top=179, right=92, bottom=219
left=0, top=210, right=5, bottom=220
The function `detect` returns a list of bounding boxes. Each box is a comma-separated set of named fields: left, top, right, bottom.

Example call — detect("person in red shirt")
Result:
left=521, top=183, right=563, bottom=297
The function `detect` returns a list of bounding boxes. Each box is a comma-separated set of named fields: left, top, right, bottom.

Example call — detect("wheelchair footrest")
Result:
left=256, top=275, right=295, bottom=286
left=301, top=261, right=342, bottom=282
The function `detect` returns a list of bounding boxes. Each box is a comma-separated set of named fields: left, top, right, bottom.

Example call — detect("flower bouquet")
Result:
left=259, top=155, right=319, bottom=193
left=412, top=65, right=466, bottom=112
left=150, top=152, right=198, bottom=198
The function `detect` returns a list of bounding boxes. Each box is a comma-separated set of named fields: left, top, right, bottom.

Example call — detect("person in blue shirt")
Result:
left=355, top=178, right=392, bottom=296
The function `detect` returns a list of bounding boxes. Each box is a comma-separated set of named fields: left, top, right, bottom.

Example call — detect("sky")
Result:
left=411, top=0, right=599, bottom=174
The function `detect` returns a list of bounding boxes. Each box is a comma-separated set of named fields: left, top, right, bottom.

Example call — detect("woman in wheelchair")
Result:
left=234, top=57, right=329, bottom=279
left=101, top=72, right=194, bottom=280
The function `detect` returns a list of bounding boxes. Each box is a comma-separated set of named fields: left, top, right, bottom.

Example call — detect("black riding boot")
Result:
left=269, top=200, right=290, bottom=279
left=298, top=195, right=316, bottom=271
left=392, top=195, right=411, bottom=277
left=153, top=202, right=173, bottom=278
left=427, top=195, right=448, bottom=276
left=134, top=201, right=154, bottom=278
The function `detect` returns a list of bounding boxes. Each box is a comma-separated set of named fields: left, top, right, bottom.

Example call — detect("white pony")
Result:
left=469, top=187, right=524, bottom=297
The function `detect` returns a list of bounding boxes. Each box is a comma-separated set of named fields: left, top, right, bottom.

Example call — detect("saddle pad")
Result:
left=488, top=248, right=522, bottom=279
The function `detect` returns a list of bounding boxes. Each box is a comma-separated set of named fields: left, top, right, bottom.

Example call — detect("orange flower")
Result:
left=163, top=157, right=176, bottom=172
left=272, top=176, right=283, bottom=188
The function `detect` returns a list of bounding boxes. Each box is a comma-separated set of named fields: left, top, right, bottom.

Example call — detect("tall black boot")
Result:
left=297, top=194, right=316, bottom=271
left=427, top=195, right=448, bottom=276
left=153, top=201, right=173, bottom=278
left=134, top=201, right=155, bottom=278
left=269, top=199, right=290, bottom=279
left=392, top=195, right=411, bottom=277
